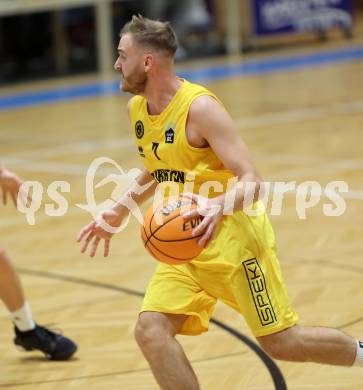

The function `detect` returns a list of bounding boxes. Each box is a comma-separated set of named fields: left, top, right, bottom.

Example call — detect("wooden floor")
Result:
left=1, top=40, right=363, bottom=389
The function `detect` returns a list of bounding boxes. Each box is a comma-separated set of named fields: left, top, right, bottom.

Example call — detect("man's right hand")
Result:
left=77, top=208, right=125, bottom=257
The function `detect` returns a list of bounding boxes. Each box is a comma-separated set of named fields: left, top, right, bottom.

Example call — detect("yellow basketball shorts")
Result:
left=141, top=206, right=298, bottom=337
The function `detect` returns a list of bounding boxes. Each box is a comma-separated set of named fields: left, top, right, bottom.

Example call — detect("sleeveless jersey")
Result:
left=132, top=79, right=298, bottom=338
left=129, top=78, right=235, bottom=198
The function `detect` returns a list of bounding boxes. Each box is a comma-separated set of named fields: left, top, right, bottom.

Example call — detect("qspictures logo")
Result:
left=15, top=157, right=350, bottom=232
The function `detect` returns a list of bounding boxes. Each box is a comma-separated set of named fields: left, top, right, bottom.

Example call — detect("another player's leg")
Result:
left=0, top=246, right=77, bottom=360
left=258, top=325, right=359, bottom=366
left=135, top=311, right=200, bottom=390
left=0, top=246, right=27, bottom=312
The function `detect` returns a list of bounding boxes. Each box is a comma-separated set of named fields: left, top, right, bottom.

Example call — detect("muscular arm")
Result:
left=187, top=95, right=262, bottom=212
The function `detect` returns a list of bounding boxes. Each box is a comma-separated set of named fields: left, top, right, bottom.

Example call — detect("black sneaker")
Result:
left=14, top=324, right=77, bottom=360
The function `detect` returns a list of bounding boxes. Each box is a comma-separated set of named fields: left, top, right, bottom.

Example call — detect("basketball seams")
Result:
left=147, top=197, right=197, bottom=243
left=142, top=225, right=198, bottom=261
left=152, top=227, right=204, bottom=242
left=141, top=197, right=203, bottom=263
left=146, top=213, right=181, bottom=246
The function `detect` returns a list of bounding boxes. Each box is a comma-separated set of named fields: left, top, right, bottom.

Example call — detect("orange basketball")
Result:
left=141, top=195, right=204, bottom=265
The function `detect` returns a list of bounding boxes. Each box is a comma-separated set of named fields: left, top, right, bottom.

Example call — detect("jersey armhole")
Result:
left=181, top=92, right=223, bottom=153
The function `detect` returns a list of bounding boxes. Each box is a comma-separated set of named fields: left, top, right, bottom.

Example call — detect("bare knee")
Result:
left=134, top=312, right=177, bottom=352
left=258, top=337, right=287, bottom=361
left=258, top=326, right=304, bottom=361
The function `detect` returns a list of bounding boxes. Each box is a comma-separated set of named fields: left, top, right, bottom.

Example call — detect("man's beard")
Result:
left=121, top=70, right=147, bottom=94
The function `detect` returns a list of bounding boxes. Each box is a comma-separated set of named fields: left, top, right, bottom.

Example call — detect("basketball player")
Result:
left=0, top=163, right=77, bottom=360
left=77, top=15, right=363, bottom=389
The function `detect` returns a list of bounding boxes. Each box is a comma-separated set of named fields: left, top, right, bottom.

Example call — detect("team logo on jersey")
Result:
left=165, top=128, right=175, bottom=144
left=135, top=120, right=144, bottom=139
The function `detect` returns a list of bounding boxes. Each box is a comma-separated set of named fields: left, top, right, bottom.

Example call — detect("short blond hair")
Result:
left=120, top=15, right=178, bottom=57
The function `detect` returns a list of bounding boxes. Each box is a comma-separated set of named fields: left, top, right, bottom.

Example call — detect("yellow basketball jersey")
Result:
left=132, top=79, right=298, bottom=337
left=129, top=78, right=234, bottom=198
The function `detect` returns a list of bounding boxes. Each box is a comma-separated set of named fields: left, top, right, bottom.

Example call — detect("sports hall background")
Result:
left=1, top=1, right=363, bottom=389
